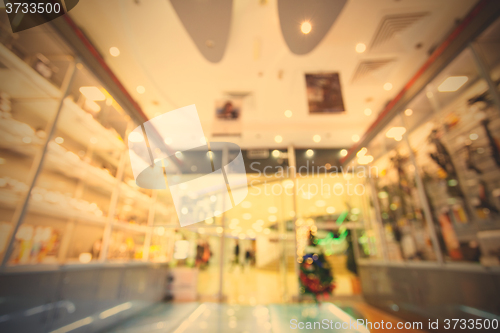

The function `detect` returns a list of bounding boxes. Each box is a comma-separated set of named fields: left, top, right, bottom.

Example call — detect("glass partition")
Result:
left=0, top=20, right=180, bottom=267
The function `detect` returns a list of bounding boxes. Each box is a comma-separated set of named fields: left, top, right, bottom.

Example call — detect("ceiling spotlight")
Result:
left=358, top=155, right=374, bottom=165
left=355, top=43, right=366, bottom=53
left=438, top=76, right=468, bottom=92
left=313, top=135, right=321, bottom=143
left=272, top=150, right=280, bottom=158
left=274, top=135, right=283, bottom=143
left=306, top=149, right=314, bottom=157
left=383, top=82, right=393, bottom=91
left=352, top=135, right=360, bottom=142
left=356, top=147, right=367, bottom=157
left=405, top=109, right=413, bottom=116
left=136, top=86, right=146, bottom=94
left=386, top=127, right=406, bottom=140
left=268, top=207, right=278, bottom=214
left=364, top=108, right=372, bottom=116
left=326, top=206, right=336, bottom=214
left=301, top=21, right=312, bottom=34
left=109, top=47, right=120, bottom=57
left=284, top=110, right=292, bottom=118
left=340, top=149, right=348, bottom=157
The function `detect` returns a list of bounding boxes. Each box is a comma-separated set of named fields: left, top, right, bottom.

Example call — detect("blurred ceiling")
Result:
left=68, top=0, right=478, bottom=151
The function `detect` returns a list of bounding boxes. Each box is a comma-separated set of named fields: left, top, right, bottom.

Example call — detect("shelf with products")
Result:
left=351, top=39, right=500, bottom=266
left=0, top=43, right=62, bottom=100
left=0, top=19, right=182, bottom=269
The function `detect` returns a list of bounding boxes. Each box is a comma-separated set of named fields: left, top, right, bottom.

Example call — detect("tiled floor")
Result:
left=197, top=266, right=354, bottom=304
left=104, top=301, right=426, bottom=333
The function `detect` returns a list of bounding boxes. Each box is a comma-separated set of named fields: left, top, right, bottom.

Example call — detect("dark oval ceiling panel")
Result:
left=170, top=0, right=233, bottom=63
left=278, top=0, right=347, bottom=55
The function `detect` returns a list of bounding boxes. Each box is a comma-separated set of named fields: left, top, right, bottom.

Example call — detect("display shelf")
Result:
left=0, top=189, right=107, bottom=224
left=0, top=44, right=62, bottom=100
left=0, top=42, right=125, bottom=166
left=120, top=183, right=153, bottom=208
left=111, top=221, right=148, bottom=234
left=45, top=142, right=117, bottom=193
left=19, top=97, right=125, bottom=154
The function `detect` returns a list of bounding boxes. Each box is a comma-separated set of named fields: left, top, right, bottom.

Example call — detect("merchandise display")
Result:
left=0, top=24, right=177, bottom=266
left=347, top=18, right=500, bottom=265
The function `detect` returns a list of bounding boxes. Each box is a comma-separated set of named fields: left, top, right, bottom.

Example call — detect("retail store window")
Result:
left=369, top=116, right=438, bottom=262
left=407, top=47, right=500, bottom=264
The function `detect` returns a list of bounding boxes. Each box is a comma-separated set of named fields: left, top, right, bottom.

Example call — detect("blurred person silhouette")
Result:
left=230, top=240, right=242, bottom=271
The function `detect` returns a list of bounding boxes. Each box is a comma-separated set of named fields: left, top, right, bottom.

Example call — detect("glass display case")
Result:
left=347, top=16, right=500, bottom=267
left=0, top=21, right=177, bottom=267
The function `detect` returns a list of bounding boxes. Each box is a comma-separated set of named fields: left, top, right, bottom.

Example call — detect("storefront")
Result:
left=341, top=4, right=500, bottom=323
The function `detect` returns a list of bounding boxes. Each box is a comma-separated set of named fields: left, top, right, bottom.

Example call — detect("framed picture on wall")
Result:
left=305, top=73, right=345, bottom=114
left=212, top=96, right=244, bottom=136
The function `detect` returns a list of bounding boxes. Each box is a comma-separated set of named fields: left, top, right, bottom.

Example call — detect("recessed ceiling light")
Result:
left=306, top=149, right=314, bottom=157
left=55, top=137, right=64, bottom=144
left=275, top=135, right=283, bottom=143
left=164, top=137, right=173, bottom=144
left=383, top=82, right=393, bottom=91
left=356, top=147, right=367, bottom=157
left=352, top=135, right=360, bottom=142
left=405, top=109, right=413, bottom=116
left=109, top=47, right=120, bottom=57
left=272, top=150, right=280, bottom=158
left=313, top=135, right=321, bottom=143
left=326, top=206, right=336, bottom=214
left=301, top=21, right=312, bottom=34
left=79, top=86, right=106, bottom=101
left=268, top=207, right=278, bottom=214
left=355, top=43, right=366, bottom=53
left=340, top=149, right=348, bottom=157
left=364, top=108, right=372, bottom=116
left=437, top=76, right=468, bottom=92
left=315, top=200, right=326, bottom=207
left=470, top=133, right=478, bottom=140
left=358, top=155, right=374, bottom=165
left=136, top=86, right=146, bottom=94
left=386, top=127, right=406, bottom=139
left=284, top=110, right=292, bottom=118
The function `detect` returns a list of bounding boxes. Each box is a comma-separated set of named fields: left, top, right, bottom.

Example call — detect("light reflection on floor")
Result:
left=103, top=302, right=370, bottom=333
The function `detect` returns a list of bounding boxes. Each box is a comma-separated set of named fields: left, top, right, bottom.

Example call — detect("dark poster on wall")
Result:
left=305, top=73, right=345, bottom=114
